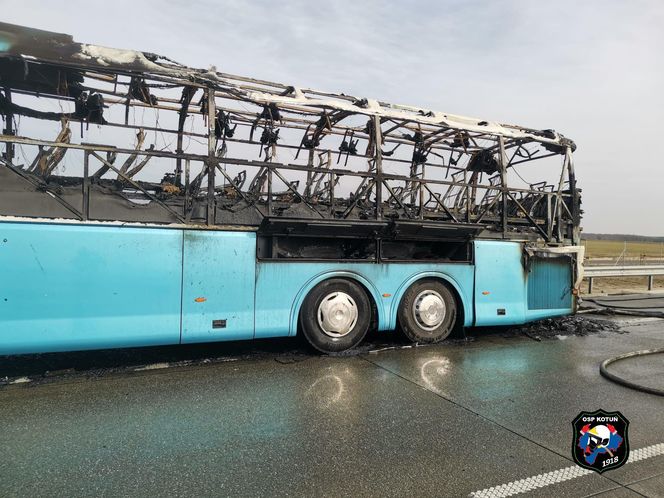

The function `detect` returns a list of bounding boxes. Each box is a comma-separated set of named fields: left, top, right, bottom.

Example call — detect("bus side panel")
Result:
left=524, top=256, right=574, bottom=322
left=473, top=240, right=528, bottom=326
left=181, top=230, right=255, bottom=343
left=254, top=262, right=475, bottom=339
left=474, top=240, right=574, bottom=326
left=0, top=222, right=183, bottom=355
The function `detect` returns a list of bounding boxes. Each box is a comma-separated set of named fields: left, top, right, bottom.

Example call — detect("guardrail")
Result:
left=583, top=265, right=664, bottom=293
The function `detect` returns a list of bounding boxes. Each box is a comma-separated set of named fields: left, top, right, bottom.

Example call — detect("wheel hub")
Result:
left=317, top=292, right=358, bottom=338
left=412, top=290, right=446, bottom=331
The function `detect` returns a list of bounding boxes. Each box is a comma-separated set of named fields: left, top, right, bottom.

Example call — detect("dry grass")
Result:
left=580, top=276, right=663, bottom=295
left=580, top=239, right=664, bottom=294
left=582, top=239, right=664, bottom=260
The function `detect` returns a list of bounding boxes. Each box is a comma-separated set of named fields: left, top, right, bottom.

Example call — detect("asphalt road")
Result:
left=1, top=316, right=663, bottom=497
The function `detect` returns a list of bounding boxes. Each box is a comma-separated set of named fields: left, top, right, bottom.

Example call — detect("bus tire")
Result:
left=398, top=279, right=457, bottom=343
left=299, top=278, right=371, bottom=353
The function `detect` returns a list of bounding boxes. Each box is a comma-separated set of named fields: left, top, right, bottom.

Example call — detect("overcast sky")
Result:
left=3, top=0, right=664, bottom=235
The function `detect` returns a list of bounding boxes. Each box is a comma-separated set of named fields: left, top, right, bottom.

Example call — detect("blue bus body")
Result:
left=0, top=220, right=574, bottom=355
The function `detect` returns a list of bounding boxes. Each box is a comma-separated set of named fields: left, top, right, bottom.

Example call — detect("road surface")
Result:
left=1, top=316, right=663, bottom=497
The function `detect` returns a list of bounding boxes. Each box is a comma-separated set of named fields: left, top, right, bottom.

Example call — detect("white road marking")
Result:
left=9, top=376, right=31, bottom=384
left=469, top=443, right=664, bottom=498
left=630, top=443, right=664, bottom=463
left=1, top=357, right=243, bottom=386
left=618, top=317, right=664, bottom=326
left=133, top=363, right=171, bottom=371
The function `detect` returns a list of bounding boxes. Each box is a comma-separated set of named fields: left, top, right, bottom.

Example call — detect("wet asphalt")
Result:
left=1, top=316, right=663, bottom=497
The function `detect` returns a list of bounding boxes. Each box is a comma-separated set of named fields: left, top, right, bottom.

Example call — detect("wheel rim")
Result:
left=317, top=291, right=358, bottom=338
left=412, top=290, right=446, bottom=331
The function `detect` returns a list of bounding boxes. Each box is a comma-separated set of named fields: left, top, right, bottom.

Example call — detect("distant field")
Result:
left=582, top=239, right=664, bottom=259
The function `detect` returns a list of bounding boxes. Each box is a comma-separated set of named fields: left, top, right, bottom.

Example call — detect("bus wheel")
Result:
left=300, top=278, right=371, bottom=353
left=398, top=280, right=457, bottom=343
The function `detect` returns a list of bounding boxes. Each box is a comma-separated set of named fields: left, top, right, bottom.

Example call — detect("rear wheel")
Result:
left=398, top=279, right=457, bottom=343
left=299, top=278, right=371, bottom=353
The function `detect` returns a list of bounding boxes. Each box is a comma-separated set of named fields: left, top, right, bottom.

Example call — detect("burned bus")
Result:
left=0, top=23, right=583, bottom=354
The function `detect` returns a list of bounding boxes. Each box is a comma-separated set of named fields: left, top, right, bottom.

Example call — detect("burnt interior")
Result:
left=256, top=235, right=471, bottom=262
left=0, top=22, right=582, bottom=252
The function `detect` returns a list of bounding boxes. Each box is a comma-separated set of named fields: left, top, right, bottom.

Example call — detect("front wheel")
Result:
left=398, top=279, right=457, bottom=343
left=299, top=278, right=371, bottom=353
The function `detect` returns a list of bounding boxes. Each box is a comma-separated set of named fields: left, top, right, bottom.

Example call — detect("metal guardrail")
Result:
left=583, top=265, right=664, bottom=292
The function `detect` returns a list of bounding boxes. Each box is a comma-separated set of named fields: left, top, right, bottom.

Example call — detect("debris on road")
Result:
left=511, top=315, right=624, bottom=341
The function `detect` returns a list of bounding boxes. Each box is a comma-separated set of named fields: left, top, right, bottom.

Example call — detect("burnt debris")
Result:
left=512, top=315, right=623, bottom=341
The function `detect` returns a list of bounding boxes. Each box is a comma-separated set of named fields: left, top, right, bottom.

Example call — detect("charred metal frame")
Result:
left=0, top=23, right=581, bottom=245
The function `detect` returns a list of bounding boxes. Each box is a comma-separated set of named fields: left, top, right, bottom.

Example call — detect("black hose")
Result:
left=600, top=348, right=664, bottom=396
left=580, top=303, right=664, bottom=395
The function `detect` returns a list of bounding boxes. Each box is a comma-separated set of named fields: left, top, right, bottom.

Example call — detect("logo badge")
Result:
left=572, top=410, right=629, bottom=473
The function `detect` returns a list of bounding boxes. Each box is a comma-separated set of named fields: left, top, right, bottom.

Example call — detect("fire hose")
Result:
left=581, top=297, right=664, bottom=396
left=600, top=348, right=664, bottom=396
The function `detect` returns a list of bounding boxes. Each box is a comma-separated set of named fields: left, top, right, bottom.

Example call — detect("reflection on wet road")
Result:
left=1, top=318, right=663, bottom=496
